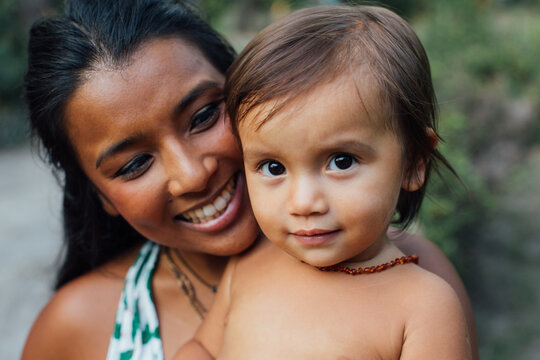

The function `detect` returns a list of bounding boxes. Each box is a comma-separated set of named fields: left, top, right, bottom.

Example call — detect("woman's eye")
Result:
left=328, top=153, right=356, bottom=171
left=189, top=101, right=223, bottom=132
left=113, top=154, right=153, bottom=180
left=259, top=160, right=286, bottom=176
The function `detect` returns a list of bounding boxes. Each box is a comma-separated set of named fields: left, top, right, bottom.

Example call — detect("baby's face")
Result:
left=238, top=76, right=416, bottom=267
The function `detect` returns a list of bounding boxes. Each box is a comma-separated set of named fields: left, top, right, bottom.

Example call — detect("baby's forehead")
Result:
left=237, top=73, right=393, bottom=136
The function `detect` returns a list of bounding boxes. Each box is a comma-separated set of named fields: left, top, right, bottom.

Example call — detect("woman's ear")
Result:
left=96, top=191, right=120, bottom=216
left=401, top=127, right=438, bottom=192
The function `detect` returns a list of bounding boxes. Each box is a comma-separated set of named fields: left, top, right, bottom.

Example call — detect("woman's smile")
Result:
left=174, top=172, right=246, bottom=232
left=176, top=173, right=237, bottom=223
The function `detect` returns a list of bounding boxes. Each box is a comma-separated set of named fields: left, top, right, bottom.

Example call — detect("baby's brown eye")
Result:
left=260, top=160, right=286, bottom=176
left=329, top=154, right=355, bottom=170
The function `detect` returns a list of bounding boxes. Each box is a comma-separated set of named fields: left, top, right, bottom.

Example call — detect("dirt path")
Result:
left=0, top=145, right=61, bottom=359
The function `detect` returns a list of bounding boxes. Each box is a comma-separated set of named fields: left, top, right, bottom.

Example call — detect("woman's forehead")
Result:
left=81, top=38, right=223, bottom=94
left=63, top=38, right=225, bottom=163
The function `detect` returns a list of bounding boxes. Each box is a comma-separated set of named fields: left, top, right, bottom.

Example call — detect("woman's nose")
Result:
left=287, top=176, right=329, bottom=217
left=165, top=144, right=218, bottom=198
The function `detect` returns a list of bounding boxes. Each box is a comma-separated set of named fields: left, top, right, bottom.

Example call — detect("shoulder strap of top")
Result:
left=106, top=241, right=163, bottom=360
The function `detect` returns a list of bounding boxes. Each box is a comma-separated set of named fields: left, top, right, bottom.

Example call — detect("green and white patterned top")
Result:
left=106, top=241, right=163, bottom=360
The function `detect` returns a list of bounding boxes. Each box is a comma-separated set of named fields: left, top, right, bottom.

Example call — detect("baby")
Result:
left=176, top=5, right=471, bottom=359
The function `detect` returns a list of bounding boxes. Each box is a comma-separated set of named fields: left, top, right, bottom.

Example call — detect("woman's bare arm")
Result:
left=21, top=270, right=124, bottom=360
left=20, top=248, right=137, bottom=360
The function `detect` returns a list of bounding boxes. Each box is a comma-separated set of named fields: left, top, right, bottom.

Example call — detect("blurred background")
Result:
left=1, top=0, right=538, bottom=358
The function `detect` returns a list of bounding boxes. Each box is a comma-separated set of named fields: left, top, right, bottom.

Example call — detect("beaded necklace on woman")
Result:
left=163, top=248, right=218, bottom=319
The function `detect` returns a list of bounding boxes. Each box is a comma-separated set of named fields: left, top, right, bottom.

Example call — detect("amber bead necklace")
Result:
left=316, top=254, right=419, bottom=275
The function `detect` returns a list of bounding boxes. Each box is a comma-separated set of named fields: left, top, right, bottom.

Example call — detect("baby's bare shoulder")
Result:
left=394, top=267, right=472, bottom=359
left=393, top=265, right=462, bottom=309
left=392, top=266, right=469, bottom=346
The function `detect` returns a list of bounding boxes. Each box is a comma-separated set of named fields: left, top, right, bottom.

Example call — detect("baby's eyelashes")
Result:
left=327, top=153, right=356, bottom=171
left=258, top=160, right=286, bottom=176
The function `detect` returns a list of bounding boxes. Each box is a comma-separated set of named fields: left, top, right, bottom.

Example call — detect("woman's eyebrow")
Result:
left=172, top=80, right=222, bottom=118
left=95, top=81, right=222, bottom=169
left=96, top=135, right=141, bottom=169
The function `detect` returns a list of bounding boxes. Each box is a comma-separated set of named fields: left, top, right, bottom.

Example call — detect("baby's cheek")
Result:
left=252, top=204, right=275, bottom=236
left=338, top=195, right=389, bottom=228
left=251, top=203, right=282, bottom=244
left=245, top=175, right=288, bottom=244
left=244, top=173, right=266, bottom=205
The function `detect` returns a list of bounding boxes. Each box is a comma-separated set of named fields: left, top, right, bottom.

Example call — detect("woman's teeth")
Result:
left=180, top=177, right=236, bottom=223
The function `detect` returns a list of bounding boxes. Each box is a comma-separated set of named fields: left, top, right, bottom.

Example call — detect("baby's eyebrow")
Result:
left=242, top=141, right=376, bottom=161
left=322, top=141, right=377, bottom=157
left=242, top=148, right=275, bottom=162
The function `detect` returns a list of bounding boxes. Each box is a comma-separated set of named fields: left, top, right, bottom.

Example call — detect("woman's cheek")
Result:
left=208, top=115, right=243, bottom=160
left=108, top=175, right=166, bottom=224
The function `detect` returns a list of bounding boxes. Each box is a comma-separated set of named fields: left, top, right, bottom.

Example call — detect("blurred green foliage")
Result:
left=0, top=0, right=26, bottom=104
left=2, top=0, right=539, bottom=357
left=0, top=0, right=62, bottom=147
left=414, top=0, right=540, bottom=358
left=0, top=0, right=29, bottom=147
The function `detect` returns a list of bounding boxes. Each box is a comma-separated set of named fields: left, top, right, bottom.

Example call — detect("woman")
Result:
left=21, top=0, right=477, bottom=359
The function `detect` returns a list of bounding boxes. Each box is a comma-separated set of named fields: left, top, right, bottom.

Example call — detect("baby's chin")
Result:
left=280, top=246, right=352, bottom=268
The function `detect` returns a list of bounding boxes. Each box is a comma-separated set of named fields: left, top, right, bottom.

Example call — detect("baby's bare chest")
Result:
left=218, top=272, right=407, bottom=360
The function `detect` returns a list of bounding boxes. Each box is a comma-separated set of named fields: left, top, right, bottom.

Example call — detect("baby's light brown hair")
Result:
left=225, top=5, right=456, bottom=227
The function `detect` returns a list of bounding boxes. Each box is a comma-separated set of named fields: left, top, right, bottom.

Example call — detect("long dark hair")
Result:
left=24, top=0, right=236, bottom=289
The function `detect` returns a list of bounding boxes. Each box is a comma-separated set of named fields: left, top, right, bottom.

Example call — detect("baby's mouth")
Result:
left=175, top=175, right=237, bottom=223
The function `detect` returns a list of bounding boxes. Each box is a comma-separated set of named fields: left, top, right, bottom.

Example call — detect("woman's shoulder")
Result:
left=388, top=227, right=468, bottom=305
left=21, top=245, right=141, bottom=360
left=388, top=227, right=456, bottom=278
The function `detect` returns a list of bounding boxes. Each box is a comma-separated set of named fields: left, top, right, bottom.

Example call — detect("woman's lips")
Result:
left=291, top=229, right=340, bottom=246
left=174, top=173, right=245, bottom=232
left=179, top=176, right=236, bottom=223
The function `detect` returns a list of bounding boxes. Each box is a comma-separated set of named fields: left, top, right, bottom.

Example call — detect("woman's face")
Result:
left=64, top=38, right=258, bottom=255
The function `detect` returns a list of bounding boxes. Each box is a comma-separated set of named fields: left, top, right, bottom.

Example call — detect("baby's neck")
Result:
left=336, top=237, right=405, bottom=268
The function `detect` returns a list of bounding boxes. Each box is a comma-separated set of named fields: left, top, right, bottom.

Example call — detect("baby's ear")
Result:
left=401, top=127, right=438, bottom=192
left=96, top=191, right=120, bottom=216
